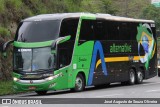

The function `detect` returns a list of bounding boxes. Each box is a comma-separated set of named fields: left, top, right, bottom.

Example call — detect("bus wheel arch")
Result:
left=71, top=72, right=86, bottom=92
left=78, top=72, right=86, bottom=86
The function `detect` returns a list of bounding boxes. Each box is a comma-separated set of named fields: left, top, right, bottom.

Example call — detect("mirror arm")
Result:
left=51, top=37, right=66, bottom=50
left=3, top=40, right=14, bottom=52
left=51, top=36, right=71, bottom=69
left=51, top=37, right=65, bottom=69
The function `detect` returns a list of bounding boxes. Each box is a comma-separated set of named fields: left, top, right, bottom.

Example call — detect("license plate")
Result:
left=24, top=75, right=41, bottom=79
left=28, top=86, right=36, bottom=90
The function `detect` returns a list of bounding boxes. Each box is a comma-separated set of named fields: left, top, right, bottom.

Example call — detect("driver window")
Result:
left=58, top=18, right=79, bottom=68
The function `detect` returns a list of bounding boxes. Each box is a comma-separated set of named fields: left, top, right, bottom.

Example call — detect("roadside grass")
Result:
left=0, top=80, right=18, bottom=96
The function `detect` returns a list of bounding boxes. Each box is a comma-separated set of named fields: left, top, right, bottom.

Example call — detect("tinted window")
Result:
left=60, top=18, right=79, bottom=40
left=119, top=22, right=130, bottom=40
left=58, top=18, right=79, bottom=68
left=106, top=21, right=120, bottom=40
left=94, top=20, right=106, bottom=40
left=79, top=20, right=95, bottom=41
left=15, top=20, right=61, bottom=42
left=130, top=22, right=139, bottom=40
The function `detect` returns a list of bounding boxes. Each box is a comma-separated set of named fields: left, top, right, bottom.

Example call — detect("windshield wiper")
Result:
left=33, top=68, right=54, bottom=72
left=14, top=68, right=23, bottom=71
left=14, top=68, right=54, bottom=75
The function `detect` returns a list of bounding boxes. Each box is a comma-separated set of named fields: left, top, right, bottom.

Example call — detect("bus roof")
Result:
left=23, top=13, right=154, bottom=23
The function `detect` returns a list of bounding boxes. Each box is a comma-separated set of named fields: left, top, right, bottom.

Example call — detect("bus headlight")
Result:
left=13, top=77, right=19, bottom=82
left=45, top=73, right=61, bottom=81
left=46, top=76, right=55, bottom=81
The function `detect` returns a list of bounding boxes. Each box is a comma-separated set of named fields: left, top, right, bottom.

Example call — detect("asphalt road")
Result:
left=1, top=76, right=160, bottom=106
left=2, top=75, right=160, bottom=98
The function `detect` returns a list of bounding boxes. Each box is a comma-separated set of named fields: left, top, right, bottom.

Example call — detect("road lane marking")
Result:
left=145, top=90, right=160, bottom=93
left=95, top=94, right=124, bottom=98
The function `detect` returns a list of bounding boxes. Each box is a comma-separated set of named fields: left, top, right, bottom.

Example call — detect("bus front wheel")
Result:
left=35, top=91, right=47, bottom=95
left=72, top=74, right=85, bottom=92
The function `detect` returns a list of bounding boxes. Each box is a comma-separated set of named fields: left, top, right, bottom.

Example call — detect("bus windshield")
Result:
left=15, top=20, right=61, bottom=42
left=13, top=47, right=54, bottom=72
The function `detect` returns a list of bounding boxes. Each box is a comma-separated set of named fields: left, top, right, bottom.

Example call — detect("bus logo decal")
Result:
left=136, top=23, right=156, bottom=70
left=88, top=41, right=108, bottom=85
left=30, top=80, right=33, bottom=84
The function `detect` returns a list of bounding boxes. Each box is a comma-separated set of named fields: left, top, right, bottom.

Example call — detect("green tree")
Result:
left=141, top=5, right=160, bottom=30
left=0, top=0, right=117, bottom=80
left=112, top=0, right=150, bottom=18
left=81, top=0, right=116, bottom=13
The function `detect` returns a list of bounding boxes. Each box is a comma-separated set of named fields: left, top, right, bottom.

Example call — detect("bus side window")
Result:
left=130, top=22, right=139, bottom=40
left=94, top=20, right=106, bottom=40
left=79, top=20, right=95, bottom=43
left=58, top=49, right=69, bottom=68
left=106, top=21, right=120, bottom=40
left=58, top=18, right=79, bottom=68
left=60, top=18, right=79, bottom=40
left=119, top=22, right=130, bottom=40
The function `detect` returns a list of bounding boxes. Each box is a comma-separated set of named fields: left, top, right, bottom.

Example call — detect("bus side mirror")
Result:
left=3, top=40, right=14, bottom=52
left=51, top=35, right=71, bottom=53
left=2, top=40, right=14, bottom=57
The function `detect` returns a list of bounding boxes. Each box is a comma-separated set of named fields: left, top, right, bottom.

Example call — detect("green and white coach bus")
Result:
left=0, top=13, right=157, bottom=95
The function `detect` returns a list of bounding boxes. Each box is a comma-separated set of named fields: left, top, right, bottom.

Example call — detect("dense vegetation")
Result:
left=0, top=0, right=160, bottom=80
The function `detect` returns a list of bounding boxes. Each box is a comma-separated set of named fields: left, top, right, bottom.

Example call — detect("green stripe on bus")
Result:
left=14, top=40, right=54, bottom=48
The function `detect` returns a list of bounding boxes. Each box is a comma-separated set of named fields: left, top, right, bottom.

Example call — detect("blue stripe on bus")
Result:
left=88, top=41, right=108, bottom=85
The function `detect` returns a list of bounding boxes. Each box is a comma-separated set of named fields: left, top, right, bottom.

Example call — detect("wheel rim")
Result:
left=76, top=77, right=82, bottom=90
left=130, top=71, right=135, bottom=83
left=138, top=71, right=143, bottom=82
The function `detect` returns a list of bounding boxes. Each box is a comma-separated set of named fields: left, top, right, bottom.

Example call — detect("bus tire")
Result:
left=128, top=69, right=136, bottom=85
left=73, top=74, right=85, bottom=92
left=35, top=91, right=47, bottom=95
left=136, top=70, right=143, bottom=84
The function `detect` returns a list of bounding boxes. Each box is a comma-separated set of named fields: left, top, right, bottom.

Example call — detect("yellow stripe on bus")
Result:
left=95, top=56, right=144, bottom=69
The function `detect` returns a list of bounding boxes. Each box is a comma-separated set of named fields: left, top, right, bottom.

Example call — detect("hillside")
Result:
left=0, top=0, right=159, bottom=80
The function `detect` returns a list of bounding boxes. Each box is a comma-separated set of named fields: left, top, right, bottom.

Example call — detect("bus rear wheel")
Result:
left=128, top=69, right=136, bottom=85
left=35, top=91, right=47, bottom=95
left=136, top=70, right=143, bottom=84
left=72, top=74, right=85, bottom=92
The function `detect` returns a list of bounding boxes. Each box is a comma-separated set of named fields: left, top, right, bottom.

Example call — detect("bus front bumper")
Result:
left=13, top=79, right=58, bottom=92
